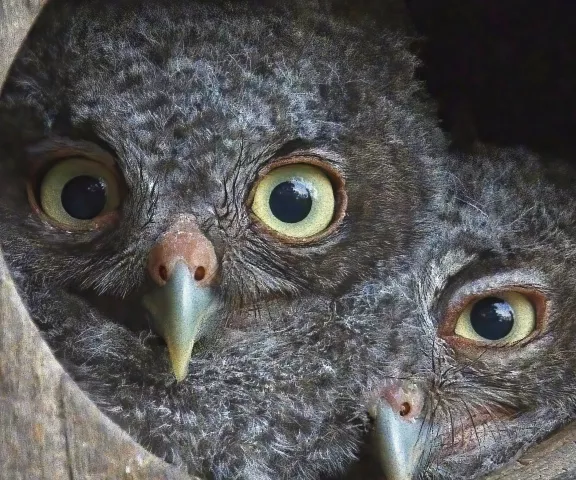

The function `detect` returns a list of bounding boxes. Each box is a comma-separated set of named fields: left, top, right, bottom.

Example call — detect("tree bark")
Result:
left=484, top=421, right=576, bottom=480
left=0, top=0, right=44, bottom=85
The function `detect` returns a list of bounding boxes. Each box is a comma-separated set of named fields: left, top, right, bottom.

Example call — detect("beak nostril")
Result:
left=147, top=217, right=218, bottom=288
left=194, top=266, right=206, bottom=281
left=399, top=402, right=411, bottom=417
left=158, top=265, right=169, bottom=282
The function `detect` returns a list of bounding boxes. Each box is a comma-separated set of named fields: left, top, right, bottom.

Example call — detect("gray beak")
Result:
left=370, top=381, right=433, bottom=480
left=142, top=260, right=217, bottom=382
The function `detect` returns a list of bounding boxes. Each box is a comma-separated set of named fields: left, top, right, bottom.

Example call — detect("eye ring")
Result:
left=27, top=140, right=124, bottom=232
left=248, top=155, right=347, bottom=244
left=438, top=287, right=549, bottom=350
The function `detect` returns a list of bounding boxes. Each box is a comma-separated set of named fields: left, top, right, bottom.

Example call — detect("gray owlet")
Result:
left=338, top=146, right=576, bottom=479
left=0, top=0, right=445, bottom=478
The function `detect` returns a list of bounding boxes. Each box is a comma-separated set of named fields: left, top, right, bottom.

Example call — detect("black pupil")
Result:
left=469, top=296, right=515, bottom=340
left=269, top=180, right=312, bottom=224
left=61, top=175, right=107, bottom=220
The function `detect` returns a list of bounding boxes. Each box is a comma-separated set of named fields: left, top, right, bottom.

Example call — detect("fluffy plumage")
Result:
left=340, top=147, right=576, bottom=479
left=0, top=0, right=437, bottom=301
left=0, top=0, right=445, bottom=478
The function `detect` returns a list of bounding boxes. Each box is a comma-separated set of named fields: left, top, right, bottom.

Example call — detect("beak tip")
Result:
left=168, top=341, right=194, bottom=383
left=173, top=369, right=188, bottom=383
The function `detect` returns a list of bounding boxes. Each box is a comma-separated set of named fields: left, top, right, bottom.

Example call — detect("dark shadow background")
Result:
left=407, top=0, right=576, bottom=157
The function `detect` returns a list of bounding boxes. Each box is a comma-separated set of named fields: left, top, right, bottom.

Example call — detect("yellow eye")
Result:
left=251, top=163, right=337, bottom=239
left=453, top=292, right=536, bottom=345
left=38, top=157, right=121, bottom=229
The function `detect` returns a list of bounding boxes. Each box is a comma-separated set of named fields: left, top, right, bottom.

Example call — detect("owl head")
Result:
left=0, top=0, right=443, bottom=380
left=0, top=0, right=447, bottom=478
left=346, top=147, right=576, bottom=479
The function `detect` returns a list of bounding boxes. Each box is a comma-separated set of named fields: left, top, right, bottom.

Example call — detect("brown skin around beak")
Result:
left=143, top=216, right=219, bottom=381
left=147, top=216, right=218, bottom=287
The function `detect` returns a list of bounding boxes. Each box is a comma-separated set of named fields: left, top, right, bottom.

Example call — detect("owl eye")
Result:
left=453, top=292, right=537, bottom=345
left=251, top=162, right=339, bottom=239
left=36, top=157, right=121, bottom=229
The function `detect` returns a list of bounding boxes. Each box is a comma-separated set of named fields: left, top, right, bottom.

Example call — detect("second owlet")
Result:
left=340, top=147, right=576, bottom=479
left=0, top=0, right=443, bottom=478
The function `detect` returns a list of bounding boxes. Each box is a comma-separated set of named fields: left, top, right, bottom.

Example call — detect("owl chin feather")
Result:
left=22, top=281, right=386, bottom=479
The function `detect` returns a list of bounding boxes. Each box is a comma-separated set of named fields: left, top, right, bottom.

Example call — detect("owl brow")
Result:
left=268, top=138, right=315, bottom=159
left=416, top=249, right=478, bottom=323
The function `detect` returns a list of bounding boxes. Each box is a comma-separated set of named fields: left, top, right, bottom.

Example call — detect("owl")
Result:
left=337, top=146, right=576, bottom=479
left=0, top=0, right=445, bottom=478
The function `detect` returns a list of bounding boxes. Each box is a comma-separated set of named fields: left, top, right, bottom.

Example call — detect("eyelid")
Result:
left=26, top=138, right=119, bottom=176
left=446, top=269, right=549, bottom=309
left=255, top=154, right=345, bottom=183
left=281, top=147, right=347, bottom=171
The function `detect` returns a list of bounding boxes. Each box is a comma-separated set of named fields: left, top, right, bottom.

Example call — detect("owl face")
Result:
left=351, top=148, right=576, bottom=479
left=0, top=0, right=442, bottom=379
left=0, top=0, right=444, bottom=477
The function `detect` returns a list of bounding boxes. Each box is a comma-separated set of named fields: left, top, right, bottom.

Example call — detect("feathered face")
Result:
left=0, top=0, right=441, bottom=378
left=0, top=0, right=443, bottom=478
left=347, top=148, right=576, bottom=479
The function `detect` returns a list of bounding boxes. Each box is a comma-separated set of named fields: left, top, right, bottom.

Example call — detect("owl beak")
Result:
left=370, top=381, right=433, bottom=480
left=143, top=216, right=219, bottom=382
left=143, top=261, right=217, bottom=381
